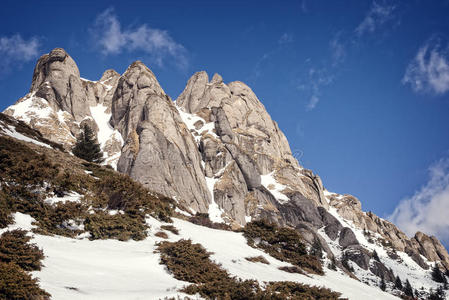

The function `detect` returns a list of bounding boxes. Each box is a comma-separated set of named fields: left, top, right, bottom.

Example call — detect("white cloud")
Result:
left=0, top=34, right=40, bottom=68
left=389, top=158, right=449, bottom=243
left=90, top=8, right=188, bottom=69
left=306, top=95, right=319, bottom=111
left=402, top=37, right=449, bottom=95
left=355, top=1, right=396, bottom=37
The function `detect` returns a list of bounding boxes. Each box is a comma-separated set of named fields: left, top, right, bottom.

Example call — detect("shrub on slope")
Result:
left=0, top=229, right=48, bottom=299
left=157, top=239, right=340, bottom=299
left=242, top=219, right=323, bottom=275
left=0, top=135, right=173, bottom=240
left=0, top=229, right=44, bottom=271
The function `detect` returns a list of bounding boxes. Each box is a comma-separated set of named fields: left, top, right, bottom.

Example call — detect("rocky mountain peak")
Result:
left=99, top=69, right=120, bottom=83
left=4, top=49, right=449, bottom=298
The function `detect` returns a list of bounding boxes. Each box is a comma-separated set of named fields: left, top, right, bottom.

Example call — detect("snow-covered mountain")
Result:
left=2, top=48, right=449, bottom=299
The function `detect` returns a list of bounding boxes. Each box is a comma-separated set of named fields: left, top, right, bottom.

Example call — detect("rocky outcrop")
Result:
left=111, top=61, right=211, bottom=213
left=4, top=48, right=123, bottom=167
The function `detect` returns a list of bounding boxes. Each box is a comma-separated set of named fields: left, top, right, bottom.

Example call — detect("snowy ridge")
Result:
left=322, top=191, right=445, bottom=297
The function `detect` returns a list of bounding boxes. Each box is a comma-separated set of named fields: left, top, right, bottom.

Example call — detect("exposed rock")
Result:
left=404, top=246, right=429, bottom=270
left=4, top=48, right=123, bottom=167
left=339, top=227, right=359, bottom=249
left=275, top=192, right=323, bottom=228
left=318, top=207, right=343, bottom=241
left=370, top=260, right=395, bottom=282
left=112, top=61, right=211, bottom=213
left=413, top=232, right=449, bottom=269
left=344, top=246, right=371, bottom=270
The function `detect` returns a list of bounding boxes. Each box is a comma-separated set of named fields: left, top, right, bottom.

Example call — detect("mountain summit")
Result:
left=3, top=48, right=449, bottom=299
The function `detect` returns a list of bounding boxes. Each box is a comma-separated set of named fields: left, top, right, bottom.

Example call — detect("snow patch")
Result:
left=1, top=124, right=52, bottom=148
left=6, top=93, right=52, bottom=124
left=205, top=176, right=225, bottom=223
left=44, top=192, right=83, bottom=205
left=260, top=171, right=289, bottom=203
left=176, top=105, right=218, bottom=144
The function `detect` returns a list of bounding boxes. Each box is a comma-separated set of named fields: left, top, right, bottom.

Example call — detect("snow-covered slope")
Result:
left=1, top=213, right=398, bottom=300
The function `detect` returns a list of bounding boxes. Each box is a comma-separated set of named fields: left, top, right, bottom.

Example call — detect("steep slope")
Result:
left=3, top=48, right=449, bottom=298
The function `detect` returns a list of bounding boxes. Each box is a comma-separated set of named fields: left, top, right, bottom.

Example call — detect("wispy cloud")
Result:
left=297, top=66, right=334, bottom=111
left=329, top=32, right=346, bottom=66
left=389, top=157, right=449, bottom=243
left=0, top=34, right=40, bottom=70
left=355, top=1, right=396, bottom=37
left=90, top=8, right=188, bottom=69
left=306, top=95, right=319, bottom=111
left=279, top=33, right=293, bottom=45
left=402, top=37, right=449, bottom=95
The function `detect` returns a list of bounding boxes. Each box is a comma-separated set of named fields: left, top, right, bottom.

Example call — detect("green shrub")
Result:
left=0, top=229, right=44, bottom=271
left=84, top=212, right=147, bottom=241
left=0, top=262, right=50, bottom=300
left=260, top=281, right=341, bottom=300
left=158, top=239, right=228, bottom=284
left=157, top=239, right=340, bottom=299
left=188, top=213, right=231, bottom=230
left=0, top=193, right=13, bottom=228
left=243, top=220, right=323, bottom=275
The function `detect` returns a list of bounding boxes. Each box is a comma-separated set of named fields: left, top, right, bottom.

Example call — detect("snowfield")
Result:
left=1, top=213, right=400, bottom=300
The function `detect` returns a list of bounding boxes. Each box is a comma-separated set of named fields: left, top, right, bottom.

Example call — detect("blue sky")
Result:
left=1, top=0, right=449, bottom=245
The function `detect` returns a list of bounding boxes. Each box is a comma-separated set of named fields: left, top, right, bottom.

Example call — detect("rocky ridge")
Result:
left=4, top=48, right=449, bottom=297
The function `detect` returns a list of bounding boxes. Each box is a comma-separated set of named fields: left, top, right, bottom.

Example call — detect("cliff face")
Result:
left=4, top=48, right=449, bottom=293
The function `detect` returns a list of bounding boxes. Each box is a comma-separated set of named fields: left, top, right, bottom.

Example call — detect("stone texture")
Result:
left=4, top=48, right=123, bottom=167
left=339, top=227, right=359, bottom=249
left=111, top=61, right=211, bottom=213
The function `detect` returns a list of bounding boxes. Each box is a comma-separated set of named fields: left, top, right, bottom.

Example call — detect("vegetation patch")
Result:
left=278, top=266, right=305, bottom=274
left=155, top=231, right=168, bottom=239
left=242, top=219, right=323, bottom=275
left=0, top=262, right=50, bottom=300
left=188, top=213, right=231, bottom=230
left=0, top=229, right=44, bottom=271
left=245, top=255, right=270, bottom=264
left=0, top=133, right=174, bottom=241
left=0, top=227, right=49, bottom=299
left=157, top=239, right=340, bottom=299
left=160, top=225, right=179, bottom=235
left=84, top=212, right=147, bottom=241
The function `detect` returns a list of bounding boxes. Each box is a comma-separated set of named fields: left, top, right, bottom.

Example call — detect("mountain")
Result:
left=2, top=48, right=449, bottom=299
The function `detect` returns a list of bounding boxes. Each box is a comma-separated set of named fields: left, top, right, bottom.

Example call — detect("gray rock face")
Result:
left=112, top=61, right=211, bottom=213
left=4, top=48, right=123, bottom=167
left=318, top=207, right=343, bottom=241
left=31, top=48, right=90, bottom=122
left=339, top=227, right=359, bottom=249
left=370, top=260, right=395, bottom=282
left=344, top=246, right=371, bottom=270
